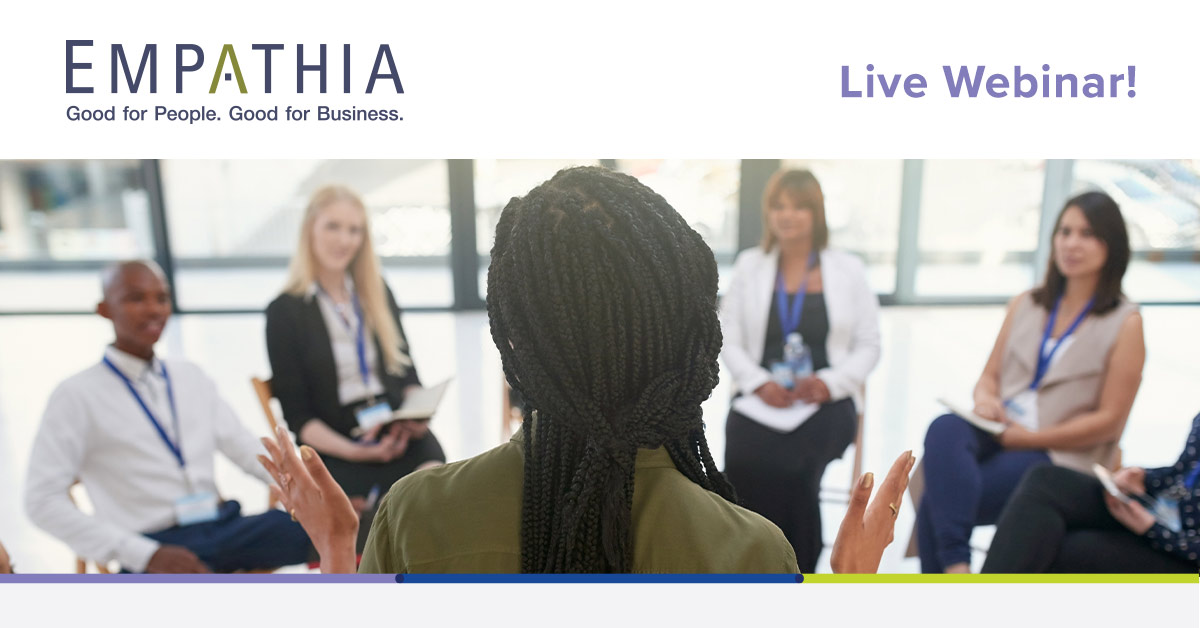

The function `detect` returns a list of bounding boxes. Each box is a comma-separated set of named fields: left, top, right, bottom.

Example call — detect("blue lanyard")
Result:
left=1031, top=295, right=1094, bottom=390
left=323, top=287, right=372, bottom=388
left=102, top=355, right=184, bottom=469
left=775, top=252, right=817, bottom=339
left=1185, top=463, right=1200, bottom=492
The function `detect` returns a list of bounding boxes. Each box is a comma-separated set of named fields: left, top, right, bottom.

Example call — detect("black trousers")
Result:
left=724, top=398, right=857, bottom=573
left=322, top=403, right=447, bottom=553
left=982, top=465, right=1198, bottom=573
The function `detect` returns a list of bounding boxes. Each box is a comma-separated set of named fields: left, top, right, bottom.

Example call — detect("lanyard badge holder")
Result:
left=1004, top=296, right=1094, bottom=432
left=1153, top=463, right=1199, bottom=534
left=330, top=292, right=393, bottom=437
left=103, top=356, right=219, bottom=527
left=769, top=252, right=816, bottom=390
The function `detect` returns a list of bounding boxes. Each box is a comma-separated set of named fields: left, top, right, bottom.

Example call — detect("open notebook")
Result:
left=354, top=378, right=453, bottom=435
left=937, top=397, right=1006, bottom=435
left=392, top=378, right=452, bottom=420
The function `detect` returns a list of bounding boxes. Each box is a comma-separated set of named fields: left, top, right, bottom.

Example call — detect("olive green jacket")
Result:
left=360, top=432, right=798, bottom=574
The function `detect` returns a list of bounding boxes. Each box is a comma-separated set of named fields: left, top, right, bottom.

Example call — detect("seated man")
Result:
left=24, top=260, right=311, bottom=573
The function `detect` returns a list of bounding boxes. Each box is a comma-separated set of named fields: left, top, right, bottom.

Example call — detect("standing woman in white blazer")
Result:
left=721, top=169, right=882, bottom=572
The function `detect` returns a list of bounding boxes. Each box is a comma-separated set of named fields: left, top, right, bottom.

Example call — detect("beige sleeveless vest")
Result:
left=904, top=291, right=1139, bottom=558
left=1000, top=291, right=1139, bottom=472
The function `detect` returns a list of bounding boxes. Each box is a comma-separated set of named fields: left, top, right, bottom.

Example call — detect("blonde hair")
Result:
left=283, top=185, right=411, bottom=375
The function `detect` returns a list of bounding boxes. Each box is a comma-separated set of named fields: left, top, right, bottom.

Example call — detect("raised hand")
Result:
left=829, top=450, right=916, bottom=573
left=259, top=425, right=359, bottom=573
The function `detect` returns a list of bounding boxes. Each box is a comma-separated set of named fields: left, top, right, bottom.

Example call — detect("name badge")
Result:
left=355, top=401, right=394, bottom=433
left=1153, top=496, right=1183, bottom=533
left=1004, top=390, right=1039, bottom=431
left=174, top=492, right=220, bottom=527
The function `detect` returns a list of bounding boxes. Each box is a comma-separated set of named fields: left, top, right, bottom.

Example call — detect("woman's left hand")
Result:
left=830, top=450, right=916, bottom=573
left=1104, top=493, right=1156, bottom=535
left=793, top=377, right=831, bottom=404
left=259, top=425, right=359, bottom=573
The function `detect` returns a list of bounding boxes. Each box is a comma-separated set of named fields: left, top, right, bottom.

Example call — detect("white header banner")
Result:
left=1, top=0, right=1198, bottom=158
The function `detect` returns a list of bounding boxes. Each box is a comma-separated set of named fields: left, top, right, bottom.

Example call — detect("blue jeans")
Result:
left=140, top=500, right=312, bottom=573
left=916, top=414, right=1051, bottom=572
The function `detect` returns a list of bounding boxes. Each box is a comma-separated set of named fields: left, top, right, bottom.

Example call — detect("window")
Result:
left=0, top=160, right=152, bottom=312
left=1072, top=159, right=1200, bottom=302
left=915, top=160, right=1044, bottom=297
left=160, top=160, right=453, bottom=309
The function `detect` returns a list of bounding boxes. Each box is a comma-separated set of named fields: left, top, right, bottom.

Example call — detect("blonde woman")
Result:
left=266, top=185, right=444, bottom=548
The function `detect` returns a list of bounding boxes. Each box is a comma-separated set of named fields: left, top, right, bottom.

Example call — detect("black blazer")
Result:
left=265, top=283, right=420, bottom=438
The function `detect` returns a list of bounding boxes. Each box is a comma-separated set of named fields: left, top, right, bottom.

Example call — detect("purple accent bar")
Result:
left=0, top=574, right=804, bottom=584
left=0, top=574, right=396, bottom=583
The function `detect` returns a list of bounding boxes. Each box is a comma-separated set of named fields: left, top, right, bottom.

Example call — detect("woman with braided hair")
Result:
left=260, top=166, right=914, bottom=574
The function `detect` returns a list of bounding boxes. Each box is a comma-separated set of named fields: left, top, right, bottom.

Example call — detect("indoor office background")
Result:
left=1, top=159, right=1198, bottom=573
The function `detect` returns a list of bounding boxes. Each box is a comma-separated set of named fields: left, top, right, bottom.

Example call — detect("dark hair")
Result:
left=486, top=166, right=735, bottom=573
left=760, top=169, right=829, bottom=251
left=1031, top=191, right=1130, bottom=315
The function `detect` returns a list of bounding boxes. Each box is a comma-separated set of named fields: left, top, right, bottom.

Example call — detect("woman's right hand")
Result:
left=829, top=451, right=916, bottom=573
left=754, top=381, right=793, bottom=408
left=972, top=395, right=1005, bottom=422
left=259, top=425, right=359, bottom=574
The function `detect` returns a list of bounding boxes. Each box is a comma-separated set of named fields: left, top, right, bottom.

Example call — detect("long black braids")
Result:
left=486, top=166, right=736, bottom=573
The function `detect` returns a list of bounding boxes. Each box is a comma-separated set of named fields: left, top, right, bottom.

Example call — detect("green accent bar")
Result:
left=804, top=574, right=1199, bottom=584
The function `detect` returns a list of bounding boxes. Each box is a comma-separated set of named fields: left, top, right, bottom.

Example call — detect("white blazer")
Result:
left=720, top=246, right=881, bottom=411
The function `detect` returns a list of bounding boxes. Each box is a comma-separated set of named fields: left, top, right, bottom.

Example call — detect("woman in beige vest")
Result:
left=915, top=191, right=1144, bottom=573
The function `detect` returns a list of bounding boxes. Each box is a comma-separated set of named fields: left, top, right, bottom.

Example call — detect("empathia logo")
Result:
left=65, top=41, right=404, bottom=94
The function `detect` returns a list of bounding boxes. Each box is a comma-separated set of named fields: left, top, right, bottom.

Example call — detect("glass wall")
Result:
left=2, top=158, right=1198, bottom=314
left=1071, top=159, right=1200, bottom=303
left=915, top=160, right=1045, bottom=297
left=0, top=160, right=152, bottom=312
left=161, top=159, right=453, bottom=310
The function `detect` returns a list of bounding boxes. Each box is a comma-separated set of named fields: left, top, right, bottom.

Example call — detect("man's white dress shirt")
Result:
left=24, top=346, right=271, bottom=572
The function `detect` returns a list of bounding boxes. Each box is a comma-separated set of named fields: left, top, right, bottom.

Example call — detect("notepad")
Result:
left=936, top=397, right=1006, bottom=436
left=352, top=378, right=453, bottom=437
left=731, top=395, right=820, bottom=433
left=391, top=378, right=452, bottom=420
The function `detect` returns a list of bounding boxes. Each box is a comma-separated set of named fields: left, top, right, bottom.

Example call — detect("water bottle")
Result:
left=784, top=332, right=813, bottom=380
